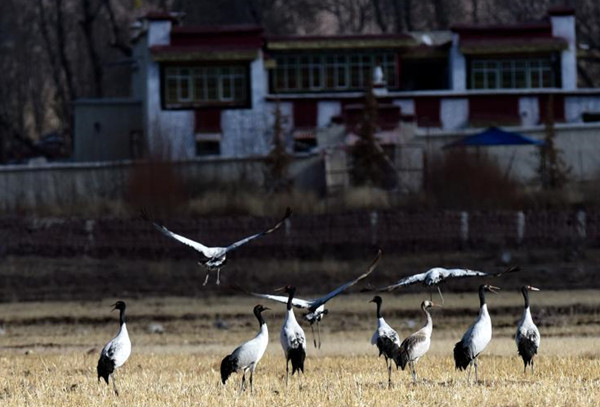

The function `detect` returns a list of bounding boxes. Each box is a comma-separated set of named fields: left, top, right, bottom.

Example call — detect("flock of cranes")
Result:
left=96, top=208, right=541, bottom=396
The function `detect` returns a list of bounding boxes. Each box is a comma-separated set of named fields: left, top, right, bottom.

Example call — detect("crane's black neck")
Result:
left=375, top=299, right=382, bottom=318
left=521, top=286, right=530, bottom=309
left=478, top=285, right=487, bottom=308
left=286, top=288, right=296, bottom=311
left=119, top=307, right=126, bottom=326
left=254, top=308, right=266, bottom=327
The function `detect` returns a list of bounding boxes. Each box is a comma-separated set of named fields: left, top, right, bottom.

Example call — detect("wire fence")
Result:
left=0, top=210, right=596, bottom=259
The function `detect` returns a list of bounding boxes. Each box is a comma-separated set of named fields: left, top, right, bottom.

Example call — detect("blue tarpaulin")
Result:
left=445, top=127, right=545, bottom=148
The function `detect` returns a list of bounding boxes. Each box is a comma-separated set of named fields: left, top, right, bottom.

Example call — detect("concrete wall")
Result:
left=419, top=123, right=600, bottom=182
left=0, top=156, right=324, bottom=213
left=551, top=14, right=577, bottom=90
left=73, top=99, right=143, bottom=161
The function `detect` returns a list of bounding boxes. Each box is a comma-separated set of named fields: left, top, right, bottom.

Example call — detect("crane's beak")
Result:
left=111, top=302, right=118, bottom=310
left=263, top=307, right=270, bottom=311
left=488, top=285, right=501, bottom=294
left=431, top=302, right=442, bottom=308
left=274, top=286, right=286, bottom=293
left=529, top=286, right=540, bottom=291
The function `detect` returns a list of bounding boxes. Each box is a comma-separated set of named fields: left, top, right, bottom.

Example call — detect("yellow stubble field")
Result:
left=1, top=291, right=600, bottom=407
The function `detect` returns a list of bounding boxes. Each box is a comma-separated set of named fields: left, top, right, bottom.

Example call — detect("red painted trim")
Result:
left=293, top=100, right=318, bottom=128
left=415, top=97, right=441, bottom=126
left=538, top=95, right=565, bottom=123
left=267, top=33, right=414, bottom=42
left=469, top=95, right=520, bottom=124
left=195, top=109, right=222, bottom=133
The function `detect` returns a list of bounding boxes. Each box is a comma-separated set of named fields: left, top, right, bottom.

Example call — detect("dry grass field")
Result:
left=1, top=292, right=600, bottom=406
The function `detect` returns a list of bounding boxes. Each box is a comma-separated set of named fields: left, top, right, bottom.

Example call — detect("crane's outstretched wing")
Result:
left=141, top=209, right=221, bottom=258
left=248, top=292, right=312, bottom=309
left=377, top=271, right=428, bottom=291
left=310, top=249, right=382, bottom=308
left=443, top=265, right=520, bottom=279
left=224, top=207, right=292, bottom=253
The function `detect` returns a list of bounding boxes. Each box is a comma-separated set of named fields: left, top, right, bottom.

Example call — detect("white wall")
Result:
left=551, top=14, right=577, bottom=90
left=519, top=96, right=540, bottom=126
left=440, top=98, right=468, bottom=130
left=565, top=96, right=600, bottom=122
left=449, top=33, right=467, bottom=91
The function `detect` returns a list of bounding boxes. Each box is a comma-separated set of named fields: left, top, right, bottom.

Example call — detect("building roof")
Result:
left=150, top=45, right=258, bottom=62
left=265, top=33, right=417, bottom=51
left=460, top=37, right=567, bottom=55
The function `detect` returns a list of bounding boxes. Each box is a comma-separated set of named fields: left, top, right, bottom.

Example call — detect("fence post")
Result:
left=516, top=211, right=525, bottom=246
left=576, top=210, right=586, bottom=240
left=370, top=210, right=378, bottom=245
left=460, top=211, right=469, bottom=246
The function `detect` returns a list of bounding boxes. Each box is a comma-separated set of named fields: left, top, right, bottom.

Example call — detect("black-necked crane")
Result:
left=221, top=304, right=270, bottom=394
left=370, top=295, right=401, bottom=388
left=249, top=249, right=381, bottom=348
left=142, top=207, right=291, bottom=285
left=97, top=301, right=131, bottom=396
left=278, top=285, right=306, bottom=385
left=453, top=284, right=499, bottom=382
left=378, top=266, right=517, bottom=303
left=516, top=285, right=540, bottom=374
left=397, top=300, right=438, bottom=383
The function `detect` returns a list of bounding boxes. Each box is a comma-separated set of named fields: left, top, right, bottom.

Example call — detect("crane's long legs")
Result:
left=523, top=361, right=527, bottom=374
left=474, top=357, right=479, bottom=382
left=249, top=370, right=254, bottom=393
left=316, top=322, right=322, bottom=349
left=310, top=325, right=317, bottom=348
left=286, top=359, right=289, bottom=386
left=203, top=271, right=210, bottom=286
left=111, top=373, right=119, bottom=396
left=467, top=360, right=473, bottom=382
left=437, top=286, right=445, bottom=304
left=216, top=268, right=221, bottom=285
left=238, top=372, right=246, bottom=395
left=531, top=359, right=535, bottom=374
left=386, top=358, right=392, bottom=388
left=410, top=362, right=417, bottom=384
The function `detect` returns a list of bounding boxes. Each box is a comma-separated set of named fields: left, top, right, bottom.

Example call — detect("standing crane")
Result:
left=378, top=266, right=517, bottom=303
left=97, top=301, right=131, bottom=396
left=142, top=207, right=291, bottom=285
left=516, top=285, right=540, bottom=374
left=248, top=249, right=381, bottom=348
left=397, top=300, right=438, bottom=383
left=453, top=284, right=500, bottom=382
left=370, top=295, right=401, bottom=388
left=221, top=304, right=270, bottom=394
left=278, top=285, right=306, bottom=385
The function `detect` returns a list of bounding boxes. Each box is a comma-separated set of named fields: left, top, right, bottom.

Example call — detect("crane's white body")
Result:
left=516, top=307, right=540, bottom=350
left=460, top=304, right=492, bottom=360
left=100, top=323, right=131, bottom=370
left=371, top=317, right=401, bottom=348
left=281, top=308, right=306, bottom=355
left=229, top=323, right=269, bottom=375
left=398, top=301, right=434, bottom=383
left=382, top=267, right=491, bottom=290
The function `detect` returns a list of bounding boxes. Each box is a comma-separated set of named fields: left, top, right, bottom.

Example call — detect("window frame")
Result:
left=271, top=51, right=398, bottom=93
left=162, top=63, right=251, bottom=109
left=469, top=57, right=556, bottom=90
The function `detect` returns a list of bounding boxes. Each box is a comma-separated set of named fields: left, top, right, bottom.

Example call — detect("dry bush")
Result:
left=125, top=159, right=188, bottom=217
left=425, top=149, right=524, bottom=210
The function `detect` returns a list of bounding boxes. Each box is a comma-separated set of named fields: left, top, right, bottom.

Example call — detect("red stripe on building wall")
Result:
left=538, top=94, right=565, bottom=123
left=415, top=97, right=441, bottom=127
left=469, top=95, right=520, bottom=125
left=195, top=109, right=222, bottom=133
left=293, top=100, right=318, bottom=128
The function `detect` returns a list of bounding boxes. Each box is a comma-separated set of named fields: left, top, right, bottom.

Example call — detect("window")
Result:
left=470, top=58, right=555, bottom=89
left=164, top=65, right=248, bottom=107
left=272, top=52, right=397, bottom=92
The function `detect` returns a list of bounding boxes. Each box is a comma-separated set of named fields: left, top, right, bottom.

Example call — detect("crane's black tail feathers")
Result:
left=288, top=347, right=306, bottom=375
left=517, top=338, right=537, bottom=366
left=97, top=355, right=115, bottom=385
left=396, top=346, right=410, bottom=371
left=220, top=354, right=237, bottom=384
left=453, top=341, right=472, bottom=371
left=377, top=337, right=400, bottom=368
